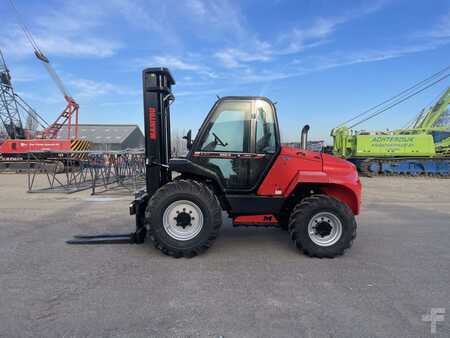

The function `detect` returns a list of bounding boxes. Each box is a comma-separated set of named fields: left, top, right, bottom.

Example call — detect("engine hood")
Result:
left=321, top=153, right=359, bottom=182
left=278, top=147, right=357, bottom=177
left=257, top=146, right=362, bottom=214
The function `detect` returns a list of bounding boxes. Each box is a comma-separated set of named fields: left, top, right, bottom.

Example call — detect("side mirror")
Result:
left=183, top=129, right=193, bottom=150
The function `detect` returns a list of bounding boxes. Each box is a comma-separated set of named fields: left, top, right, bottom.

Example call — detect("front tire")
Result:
left=288, top=195, right=356, bottom=258
left=145, top=179, right=222, bottom=258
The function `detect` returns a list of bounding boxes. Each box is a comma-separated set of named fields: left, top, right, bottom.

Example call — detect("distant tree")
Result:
left=171, top=128, right=188, bottom=157
left=25, top=112, right=38, bottom=134
left=0, top=123, right=6, bottom=138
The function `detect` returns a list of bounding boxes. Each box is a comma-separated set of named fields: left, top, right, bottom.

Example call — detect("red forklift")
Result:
left=69, top=68, right=362, bottom=258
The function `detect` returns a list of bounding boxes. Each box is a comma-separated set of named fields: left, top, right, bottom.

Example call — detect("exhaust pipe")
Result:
left=300, top=125, right=310, bottom=150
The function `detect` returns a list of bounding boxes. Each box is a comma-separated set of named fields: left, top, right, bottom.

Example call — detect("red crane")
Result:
left=33, top=50, right=79, bottom=140
left=0, top=1, right=88, bottom=170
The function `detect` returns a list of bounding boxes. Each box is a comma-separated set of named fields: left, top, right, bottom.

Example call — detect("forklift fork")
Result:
left=67, top=233, right=137, bottom=245
left=66, top=190, right=149, bottom=245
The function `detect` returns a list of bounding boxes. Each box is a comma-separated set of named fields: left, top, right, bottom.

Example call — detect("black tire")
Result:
left=288, top=195, right=356, bottom=258
left=145, top=179, right=222, bottom=258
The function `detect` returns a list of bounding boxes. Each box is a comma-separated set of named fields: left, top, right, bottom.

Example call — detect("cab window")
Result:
left=255, top=100, right=276, bottom=153
left=200, top=100, right=251, bottom=152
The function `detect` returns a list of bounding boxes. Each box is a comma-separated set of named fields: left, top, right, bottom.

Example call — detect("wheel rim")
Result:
left=307, top=212, right=343, bottom=247
left=162, top=200, right=204, bottom=241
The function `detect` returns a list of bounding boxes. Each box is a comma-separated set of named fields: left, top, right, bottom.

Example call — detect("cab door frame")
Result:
left=188, top=96, right=281, bottom=194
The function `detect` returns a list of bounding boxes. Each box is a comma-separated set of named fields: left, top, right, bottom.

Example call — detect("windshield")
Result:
left=200, top=100, right=251, bottom=152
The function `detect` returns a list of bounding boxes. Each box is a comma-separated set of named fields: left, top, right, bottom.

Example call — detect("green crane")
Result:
left=397, top=88, right=450, bottom=156
left=331, top=86, right=450, bottom=176
left=412, top=88, right=450, bottom=129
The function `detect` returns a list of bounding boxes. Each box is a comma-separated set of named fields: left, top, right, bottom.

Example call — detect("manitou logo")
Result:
left=149, top=107, right=157, bottom=140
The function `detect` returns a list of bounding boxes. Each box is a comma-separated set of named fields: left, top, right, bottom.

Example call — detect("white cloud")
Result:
left=278, top=17, right=344, bottom=55
left=68, top=79, right=137, bottom=98
left=186, top=0, right=208, bottom=17
left=209, top=0, right=448, bottom=80
left=4, top=0, right=447, bottom=106
left=1, top=28, right=120, bottom=59
left=99, top=100, right=139, bottom=107
left=214, top=46, right=272, bottom=69
left=107, top=0, right=164, bottom=33
left=135, top=55, right=220, bottom=81
left=277, top=0, right=388, bottom=55
left=5, top=64, right=41, bottom=83
left=0, top=1, right=122, bottom=59
left=176, top=87, right=227, bottom=97
left=330, top=42, right=448, bottom=66
left=34, top=1, right=107, bottom=33
left=428, top=11, right=450, bottom=39
left=218, top=38, right=449, bottom=85
left=185, top=0, right=249, bottom=40
left=149, top=56, right=202, bottom=71
left=213, top=1, right=388, bottom=69
left=40, top=36, right=119, bottom=58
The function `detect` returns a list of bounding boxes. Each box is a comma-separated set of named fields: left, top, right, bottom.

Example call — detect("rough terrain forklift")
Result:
left=69, top=68, right=361, bottom=258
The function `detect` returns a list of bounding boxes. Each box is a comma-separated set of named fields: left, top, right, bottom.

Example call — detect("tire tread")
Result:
left=288, top=194, right=357, bottom=258
left=145, top=179, right=222, bottom=258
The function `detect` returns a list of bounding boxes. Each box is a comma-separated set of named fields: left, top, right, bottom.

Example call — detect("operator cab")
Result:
left=186, top=97, right=280, bottom=192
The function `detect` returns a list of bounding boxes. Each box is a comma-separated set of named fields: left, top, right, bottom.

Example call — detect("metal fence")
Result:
left=27, top=150, right=145, bottom=195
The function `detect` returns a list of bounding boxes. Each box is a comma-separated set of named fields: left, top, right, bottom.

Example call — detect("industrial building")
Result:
left=57, top=124, right=144, bottom=151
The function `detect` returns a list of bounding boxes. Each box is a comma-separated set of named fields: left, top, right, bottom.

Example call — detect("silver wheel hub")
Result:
left=162, top=200, right=203, bottom=241
left=307, top=212, right=343, bottom=247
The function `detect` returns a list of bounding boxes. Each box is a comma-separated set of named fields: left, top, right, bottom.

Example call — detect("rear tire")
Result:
left=145, top=179, right=222, bottom=258
left=288, top=195, right=356, bottom=258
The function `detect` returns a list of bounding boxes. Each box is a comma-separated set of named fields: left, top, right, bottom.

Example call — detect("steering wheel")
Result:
left=212, top=132, right=228, bottom=147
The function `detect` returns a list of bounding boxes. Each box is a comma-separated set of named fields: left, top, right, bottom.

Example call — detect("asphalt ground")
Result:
left=0, top=174, right=449, bottom=337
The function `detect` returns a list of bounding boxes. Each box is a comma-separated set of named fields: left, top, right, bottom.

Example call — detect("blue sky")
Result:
left=1, top=0, right=449, bottom=143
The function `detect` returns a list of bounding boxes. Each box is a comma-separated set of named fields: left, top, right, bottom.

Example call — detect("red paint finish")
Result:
left=233, top=214, right=278, bottom=225
left=0, top=139, right=72, bottom=154
left=257, top=147, right=322, bottom=196
left=258, top=146, right=362, bottom=215
left=42, top=98, right=79, bottom=139
left=321, top=153, right=362, bottom=214
left=321, top=184, right=361, bottom=216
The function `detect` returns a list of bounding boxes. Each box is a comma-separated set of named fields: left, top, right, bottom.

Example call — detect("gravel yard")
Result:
left=0, top=175, right=449, bottom=337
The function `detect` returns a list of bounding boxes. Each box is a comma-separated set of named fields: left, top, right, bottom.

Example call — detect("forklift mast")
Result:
left=66, top=68, right=176, bottom=245
left=142, top=68, right=175, bottom=195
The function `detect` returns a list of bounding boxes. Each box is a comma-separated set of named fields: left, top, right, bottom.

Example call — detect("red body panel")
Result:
left=258, top=147, right=362, bottom=215
left=0, top=139, right=72, bottom=154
